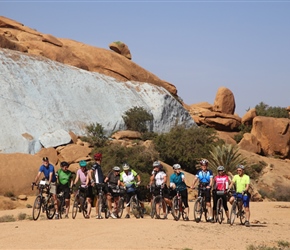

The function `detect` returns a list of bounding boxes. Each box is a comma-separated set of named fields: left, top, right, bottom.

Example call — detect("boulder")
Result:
left=242, top=108, right=257, bottom=125
left=238, top=133, right=261, bottom=154
left=213, top=87, right=236, bottom=114
left=111, top=130, right=142, bottom=140
left=39, top=129, right=72, bottom=148
left=57, top=144, right=92, bottom=164
left=251, top=116, right=290, bottom=158
left=109, top=41, right=131, bottom=60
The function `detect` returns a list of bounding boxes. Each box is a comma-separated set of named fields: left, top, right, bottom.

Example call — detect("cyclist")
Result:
left=87, top=152, right=107, bottom=219
left=56, top=161, right=74, bottom=219
left=169, top=163, right=189, bottom=221
left=104, top=166, right=121, bottom=219
left=149, top=161, right=172, bottom=217
left=120, top=163, right=142, bottom=219
left=212, top=165, right=230, bottom=223
left=191, top=159, right=214, bottom=222
left=228, top=164, right=251, bottom=227
left=32, top=157, right=59, bottom=219
left=74, top=160, right=93, bottom=219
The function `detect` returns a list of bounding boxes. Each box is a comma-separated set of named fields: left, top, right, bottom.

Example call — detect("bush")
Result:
left=153, top=125, right=218, bottom=174
left=122, top=106, right=153, bottom=133
left=255, top=102, right=289, bottom=118
left=234, top=124, right=252, bottom=143
left=81, top=123, right=108, bottom=147
left=0, top=215, right=16, bottom=223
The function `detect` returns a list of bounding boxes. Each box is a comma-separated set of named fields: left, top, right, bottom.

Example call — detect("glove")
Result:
left=137, top=181, right=141, bottom=185
left=31, top=182, right=36, bottom=186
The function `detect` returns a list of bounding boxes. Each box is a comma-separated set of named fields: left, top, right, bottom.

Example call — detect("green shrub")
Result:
left=153, top=125, right=218, bottom=174
left=4, top=191, right=15, bottom=198
left=247, top=240, right=290, bottom=250
left=0, top=215, right=16, bottom=223
left=122, top=106, right=153, bottom=133
left=17, top=213, right=27, bottom=220
left=81, top=122, right=108, bottom=147
left=255, top=102, right=289, bottom=118
left=234, top=124, right=252, bottom=143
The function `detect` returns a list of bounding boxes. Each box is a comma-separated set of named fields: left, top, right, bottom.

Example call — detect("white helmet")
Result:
left=173, top=164, right=181, bottom=170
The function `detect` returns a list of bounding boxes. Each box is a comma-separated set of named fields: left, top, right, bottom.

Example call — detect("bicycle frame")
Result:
left=151, top=185, right=168, bottom=220
left=229, top=192, right=246, bottom=225
left=193, top=186, right=208, bottom=223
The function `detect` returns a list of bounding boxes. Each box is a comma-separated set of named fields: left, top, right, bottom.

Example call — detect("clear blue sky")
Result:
left=2, top=0, right=290, bottom=116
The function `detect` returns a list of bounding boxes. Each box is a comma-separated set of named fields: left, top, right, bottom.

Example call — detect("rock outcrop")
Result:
left=0, top=48, right=194, bottom=153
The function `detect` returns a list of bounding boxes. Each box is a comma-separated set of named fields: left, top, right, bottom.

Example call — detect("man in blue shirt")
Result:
left=191, top=159, right=214, bottom=222
left=32, top=157, right=59, bottom=219
left=170, top=163, right=189, bottom=221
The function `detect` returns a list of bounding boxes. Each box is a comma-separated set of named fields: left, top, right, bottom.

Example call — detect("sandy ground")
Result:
left=0, top=198, right=290, bottom=250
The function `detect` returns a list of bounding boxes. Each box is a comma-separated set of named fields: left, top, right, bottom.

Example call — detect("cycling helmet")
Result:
left=237, top=164, right=245, bottom=170
left=113, top=166, right=120, bottom=171
left=42, top=157, right=49, bottom=162
left=153, top=161, right=161, bottom=167
left=123, top=163, right=130, bottom=170
left=79, top=160, right=87, bottom=167
left=173, top=164, right=181, bottom=170
left=217, top=166, right=225, bottom=171
left=94, top=153, right=102, bottom=160
left=60, top=161, right=69, bottom=168
left=200, top=159, right=208, bottom=166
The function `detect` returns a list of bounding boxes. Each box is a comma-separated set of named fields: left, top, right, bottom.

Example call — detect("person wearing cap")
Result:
left=74, top=160, right=93, bottom=218
left=191, top=159, right=214, bottom=222
left=212, top=166, right=230, bottom=223
left=56, top=161, right=74, bottom=219
left=149, top=161, right=172, bottom=218
left=32, top=157, right=59, bottom=219
left=120, top=163, right=142, bottom=219
left=170, top=163, right=189, bottom=221
left=228, top=164, right=251, bottom=227
left=104, top=166, right=122, bottom=219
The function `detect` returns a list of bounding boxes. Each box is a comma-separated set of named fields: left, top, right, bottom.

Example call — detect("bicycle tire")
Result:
left=239, top=204, right=246, bottom=225
left=171, top=196, right=181, bottom=221
left=82, top=199, right=88, bottom=218
left=216, top=198, right=224, bottom=224
left=104, top=197, right=110, bottom=219
left=202, top=199, right=208, bottom=222
left=130, top=195, right=140, bottom=219
left=97, top=195, right=103, bottom=219
left=150, top=199, right=156, bottom=219
left=230, top=201, right=237, bottom=225
left=116, top=197, right=124, bottom=218
left=72, top=195, right=79, bottom=219
left=155, top=196, right=168, bottom=219
left=193, top=198, right=202, bottom=223
left=46, top=195, right=56, bottom=219
left=58, top=196, right=65, bottom=219
left=32, top=195, right=42, bottom=221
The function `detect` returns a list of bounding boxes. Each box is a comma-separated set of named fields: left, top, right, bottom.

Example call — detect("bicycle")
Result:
left=57, top=190, right=66, bottom=219
left=72, top=186, right=88, bottom=219
left=112, top=186, right=126, bottom=218
left=171, top=187, right=188, bottom=221
left=95, top=183, right=109, bottom=219
left=31, top=180, right=55, bottom=220
left=150, top=185, right=168, bottom=220
left=214, top=190, right=226, bottom=224
left=193, top=186, right=208, bottom=223
left=229, top=191, right=246, bottom=225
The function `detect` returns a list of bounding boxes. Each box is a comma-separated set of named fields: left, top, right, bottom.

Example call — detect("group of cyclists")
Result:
left=32, top=154, right=251, bottom=226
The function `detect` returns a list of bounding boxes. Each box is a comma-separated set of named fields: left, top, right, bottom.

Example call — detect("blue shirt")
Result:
left=39, top=164, right=57, bottom=182
left=170, top=172, right=187, bottom=191
left=195, top=169, right=213, bottom=185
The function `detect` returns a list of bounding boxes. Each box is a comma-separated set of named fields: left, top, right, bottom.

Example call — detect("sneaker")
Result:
left=184, top=216, right=189, bottom=221
left=96, top=215, right=103, bottom=219
left=227, top=218, right=231, bottom=224
left=125, top=214, right=130, bottom=219
left=245, top=221, right=250, bottom=227
left=110, top=212, right=117, bottom=219
left=142, top=208, right=146, bottom=214
left=55, top=213, right=59, bottom=220
left=155, top=214, right=160, bottom=219
left=207, top=218, right=214, bottom=223
left=85, top=214, right=90, bottom=219
left=64, top=214, right=69, bottom=219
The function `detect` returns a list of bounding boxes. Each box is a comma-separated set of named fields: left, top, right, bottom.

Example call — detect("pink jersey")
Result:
left=214, top=175, right=229, bottom=191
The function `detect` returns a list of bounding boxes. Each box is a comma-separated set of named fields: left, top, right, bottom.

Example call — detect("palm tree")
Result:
left=208, top=144, right=246, bottom=176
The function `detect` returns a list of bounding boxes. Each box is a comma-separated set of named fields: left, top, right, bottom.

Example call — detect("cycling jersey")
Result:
left=232, top=174, right=250, bottom=193
left=57, top=169, right=72, bottom=186
left=170, top=172, right=186, bottom=191
left=120, top=169, right=138, bottom=185
left=195, top=169, right=213, bottom=185
left=39, top=164, right=57, bottom=182
left=92, top=162, right=104, bottom=183
left=76, top=168, right=88, bottom=187
left=214, top=175, right=229, bottom=191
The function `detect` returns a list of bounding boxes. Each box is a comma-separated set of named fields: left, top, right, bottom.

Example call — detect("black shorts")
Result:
left=58, top=184, right=70, bottom=200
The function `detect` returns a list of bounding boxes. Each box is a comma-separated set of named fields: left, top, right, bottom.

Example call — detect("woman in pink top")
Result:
left=212, top=166, right=230, bottom=223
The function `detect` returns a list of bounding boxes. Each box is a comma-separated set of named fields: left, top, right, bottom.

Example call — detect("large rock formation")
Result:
left=0, top=48, right=194, bottom=153
left=0, top=16, right=176, bottom=96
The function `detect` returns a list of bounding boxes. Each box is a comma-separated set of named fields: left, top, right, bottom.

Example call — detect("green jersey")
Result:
left=232, top=174, right=250, bottom=193
left=57, top=169, right=72, bottom=186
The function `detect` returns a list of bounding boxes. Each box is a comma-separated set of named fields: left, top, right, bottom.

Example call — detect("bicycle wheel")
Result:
left=46, top=195, right=56, bottom=219
left=216, top=198, right=224, bottom=224
left=193, top=198, right=202, bottom=223
left=130, top=196, right=140, bottom=219
left=239, top=206, right=246, bottom=225
left=82, top=199, right=88, bottom=218
left=155, top=196, right=168, bottom=219
left=150, top=200, right=156, bottom=219
left=202, top=199, right=208, bottom=222
left=72, top=195, right=79, bottom=219
left=58, top=196, right=65, bottom=219
left=104, top=197, right=110, bottom=219
left=116, top=197, right=124, bottom=218
left=230, top=201, right=237, bottom=225
left=171, top=196, right=181, bottom=221
left=32, top=195, right=42, bottom=221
